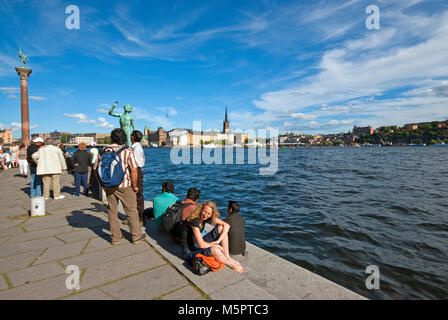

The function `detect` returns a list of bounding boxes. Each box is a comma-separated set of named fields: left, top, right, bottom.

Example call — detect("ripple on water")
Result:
left=120, top=146, right=448, bottom=299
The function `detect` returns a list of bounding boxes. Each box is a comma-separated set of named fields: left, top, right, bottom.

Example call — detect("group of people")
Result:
left=3, top=127, right=247, bottom=274
left=152, top=182, right=248, bottom=274
left=0, top=142, right=28, bottom=176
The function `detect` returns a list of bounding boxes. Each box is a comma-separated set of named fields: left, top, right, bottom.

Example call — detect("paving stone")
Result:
left=7, top=261, right=66, bottom=287
left=61, top=241, right=150, bottom=269
left=65, top=212, right=109, bottom=230
left=79, top=249, right=166, bottom=290
left=100, top=265, right=187, bottom=300
left=83, top=237, right=112, bottom=253
left=33, top=240, right=88, bottom=266
left=62, top=288, right=115, bottom=300
left=0, top=228, right=22, bottom=238
left=0, top=250, right=41, bottom=273
left=0, top=237, right=65, bottom=258
left=161, top=285, right=206, bottom=300
left=0, top=275, right=9, bottom=291
left=244, top=252, right=366, bottom=300
left=5, top=225, right=73, bottom=245
left=0, top=274, right=73, bottom=299
left=209, top=279, right=277, bottom=300
left=21, top=216, right=71, bottom=232
left=55, top=227, right=109, bottom=243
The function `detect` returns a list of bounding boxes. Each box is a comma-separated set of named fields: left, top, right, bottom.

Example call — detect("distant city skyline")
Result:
left=1, top=1, right=448, bottom=138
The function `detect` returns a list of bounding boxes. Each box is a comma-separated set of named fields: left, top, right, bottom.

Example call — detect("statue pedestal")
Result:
left=15, top=67, right=32, bottom=146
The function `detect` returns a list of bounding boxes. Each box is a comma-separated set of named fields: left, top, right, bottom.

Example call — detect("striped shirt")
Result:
left=98, top=144, right=138, bottom=188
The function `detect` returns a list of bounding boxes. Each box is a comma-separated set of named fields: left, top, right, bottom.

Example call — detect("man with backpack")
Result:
left=95, top=128, right=145, bottom=245
left=170, top=187, right=200, bottom=243
left=153, top=180, right=179, bottom=227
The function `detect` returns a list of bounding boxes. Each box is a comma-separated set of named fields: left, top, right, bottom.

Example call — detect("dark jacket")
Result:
left=223, top=213, right=246, bottom=255
left=26, top=144, right=40, bottom=168
left=71, top=150, right=90, bottom=173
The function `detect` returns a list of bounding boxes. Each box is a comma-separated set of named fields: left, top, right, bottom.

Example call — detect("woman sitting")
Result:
left=181, top=201, right=246, bottom=274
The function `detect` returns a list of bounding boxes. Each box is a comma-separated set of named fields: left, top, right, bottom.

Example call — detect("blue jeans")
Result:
left=29, top=167, right=42, bottom=197
left=74, top=172, right=89, bottom=196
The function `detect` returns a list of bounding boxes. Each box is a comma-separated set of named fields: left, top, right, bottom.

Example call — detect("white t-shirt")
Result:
left=132, top=142, right=145, bottom=168
left=90, top=147, right=98, bottom=164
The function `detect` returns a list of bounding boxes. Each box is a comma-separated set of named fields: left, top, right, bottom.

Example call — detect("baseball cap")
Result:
left=32, top=137, right=44, bottom=143
left=90, top=141, right=97, bottom=146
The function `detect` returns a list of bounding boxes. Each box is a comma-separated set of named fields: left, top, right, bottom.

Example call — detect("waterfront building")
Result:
left=404, top=121, right=447, bottom=130
left=31, top=131, right=70, bottom=145
left=0, top=129, right=13, bottom=144
left=167, top=129, right=190, bottom=147
left=223, top=106, right=230, bottom=134
left=353, top=125, right=374, bottom=136
left=67, top=133, right=109, bottom=144
left=147, top=127, right=167, bottom=146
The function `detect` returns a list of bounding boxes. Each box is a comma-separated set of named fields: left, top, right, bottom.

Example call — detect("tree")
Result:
left=0, top=137, right=3, bottom=144
left=103, top=137, right=111, bottom=144
left=61, top=134, right=69, bottom=144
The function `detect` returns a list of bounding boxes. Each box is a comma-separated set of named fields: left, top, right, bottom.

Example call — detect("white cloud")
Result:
left=97, top=117, right=114, bottom=128
left=0, top=87, right=19, bottom=94
left=9, top=122, right=38, bottom=131
left=291, top=113, right=317, bottom=121
left=7, top=95, right=17, bottom=99
left=97, top=108, right=109, bottom=113
left=156, top=106, right=178, bottom=116
left=252, top=9, right=448, bottom=131
left=29, top=96, right=46, bottom=101
left=63, top=113, right=96, bottom=124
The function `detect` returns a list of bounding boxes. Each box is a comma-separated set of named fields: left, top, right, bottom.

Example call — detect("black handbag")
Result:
left=192, top=255, right=211, bottom=276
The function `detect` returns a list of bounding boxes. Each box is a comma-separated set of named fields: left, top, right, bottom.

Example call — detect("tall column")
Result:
left=15, top=67, right=32, bottom=146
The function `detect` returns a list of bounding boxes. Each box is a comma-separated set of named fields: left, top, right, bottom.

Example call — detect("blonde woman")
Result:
left=180, top=201, right=246, bottom=274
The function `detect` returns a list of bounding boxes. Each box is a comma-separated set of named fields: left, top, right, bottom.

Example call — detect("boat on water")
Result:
left=246, top=141, right=264, bottom=148
left=433, top=142, right=447, bottom=146
left=203, top=143, right=217, bottom=148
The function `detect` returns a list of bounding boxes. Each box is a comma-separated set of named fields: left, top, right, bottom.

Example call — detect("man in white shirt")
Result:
left=130, top=130, right=146, bottom=225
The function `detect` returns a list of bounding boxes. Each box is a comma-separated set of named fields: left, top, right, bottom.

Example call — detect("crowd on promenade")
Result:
left=1, top=128, right=247, bottom=274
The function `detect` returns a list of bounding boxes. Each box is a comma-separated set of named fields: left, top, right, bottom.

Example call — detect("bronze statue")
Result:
left=108, top=101, right=135, bottom=147
left=18, top=48, right=28, bottom=67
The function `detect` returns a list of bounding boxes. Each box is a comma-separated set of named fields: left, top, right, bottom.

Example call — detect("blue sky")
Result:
left=1, top=0, right=448, bottom=137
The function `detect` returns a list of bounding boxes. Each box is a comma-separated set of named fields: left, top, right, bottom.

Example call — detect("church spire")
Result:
left=225, top=105, right=228, bottom=122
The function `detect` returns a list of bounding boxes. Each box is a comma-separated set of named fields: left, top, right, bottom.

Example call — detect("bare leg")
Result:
left=211, top=246, right=246, bottom=274
left=217, top=225, right=242, bottom=267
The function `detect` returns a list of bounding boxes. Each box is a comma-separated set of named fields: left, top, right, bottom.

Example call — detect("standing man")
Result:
left=32, top=138, right=67, bottom=200
left=96, top=128, right=145, bottom=245
left=131, top=130, right=145, bottom=226
left=27, top=137, right=44, bottom=197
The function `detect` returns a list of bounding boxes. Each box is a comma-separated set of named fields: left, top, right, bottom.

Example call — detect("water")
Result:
left=68, top=146, right=446, bottom=299
left=137, top=146, right=448, bottom=299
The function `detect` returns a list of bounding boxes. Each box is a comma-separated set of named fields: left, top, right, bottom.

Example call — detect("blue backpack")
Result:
left=97, top=147, right=127, bottom=187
